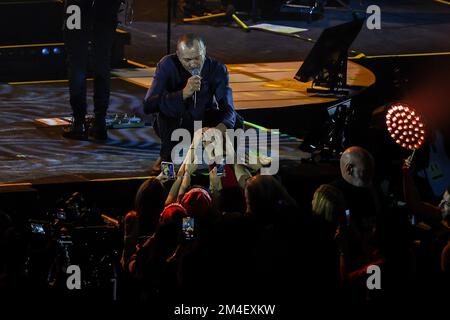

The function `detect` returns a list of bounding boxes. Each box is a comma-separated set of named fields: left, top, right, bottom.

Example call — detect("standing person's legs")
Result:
left=89, top=0, right=121, bottom=140
left=63, top=0, right=91, bottom=139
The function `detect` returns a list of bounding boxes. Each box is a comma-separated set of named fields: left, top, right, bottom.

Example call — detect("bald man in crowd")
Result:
left=142, top=33, right=242, bottom=173
left=340, top=146, right=375, bottom=188
left=331, top=146, right=384, bottom=224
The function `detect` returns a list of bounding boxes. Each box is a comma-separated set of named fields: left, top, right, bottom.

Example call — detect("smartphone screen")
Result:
left=182, top=217, right=195, bottom=240
left=31, top=223, right=45, bottom=235
left=57, top=210, right=66, bottom=220
left=345, top=209, right=351, bottom=226
left=161, top=161, right=175, bottom=179
left=216, top=163, right=225, bottom=176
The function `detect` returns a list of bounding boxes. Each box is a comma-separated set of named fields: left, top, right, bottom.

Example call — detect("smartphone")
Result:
left=182, top=217, right=195, bottom=240
left=216, top=163, right=225, bottom=177
left=161, top=161, right=175, bottom=179
left=56, top=209, right=66, bottom=220
left=345, top=209, right=351, bottom=226
left=30, top=223, right=46, bottom=235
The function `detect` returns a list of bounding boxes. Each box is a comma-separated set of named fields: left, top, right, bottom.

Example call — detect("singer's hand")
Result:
left=183, top=75, right=201, bottom=100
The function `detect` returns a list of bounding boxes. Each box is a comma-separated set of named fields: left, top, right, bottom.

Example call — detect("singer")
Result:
left=142, top=34, right=242, bottom=173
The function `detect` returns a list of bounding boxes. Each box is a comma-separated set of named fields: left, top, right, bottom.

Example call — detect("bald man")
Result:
left=340, top=146, right=375, bottom=188
left=331, top=146, right=384, bottom=225
left=142, top=34, right=241, bottom=172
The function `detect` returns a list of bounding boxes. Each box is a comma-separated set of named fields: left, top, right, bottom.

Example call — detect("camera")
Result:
left=24, top=192, right=122, bottom=300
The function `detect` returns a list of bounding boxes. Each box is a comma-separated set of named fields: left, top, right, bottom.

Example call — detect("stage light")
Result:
left=386, top=103, right=426, bottom=152
left=41, top=48, right=49, bottom=55
left=53, top=47, right=61, bottom=54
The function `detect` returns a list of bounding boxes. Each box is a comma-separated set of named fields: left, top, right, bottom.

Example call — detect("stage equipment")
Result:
left=299, top=98, right=353, bottom=161
left=119, top=0, right=134, bottom=25
left=385, top=102, right=426, bottom=159
left=24, top=192, right=122, bottom=300
left=183, top=4, right=250, bottom=31
left=35, top=113, right=145, bottom=129
left=295, top=17, right=364, bottom=96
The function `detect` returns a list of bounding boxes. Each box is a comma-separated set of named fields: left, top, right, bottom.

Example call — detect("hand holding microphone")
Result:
left=182, top=69, right=201, bottom=106
left=191, top=68, right=201, bottom=109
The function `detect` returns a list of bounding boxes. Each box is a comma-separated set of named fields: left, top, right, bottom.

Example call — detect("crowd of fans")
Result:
left=1, top=128, right=450, bottom=309
left=116, top=127, right=450, bottom=307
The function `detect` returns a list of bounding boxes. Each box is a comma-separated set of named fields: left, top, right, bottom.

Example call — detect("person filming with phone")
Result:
left=139, top=33, right=243, bottom=173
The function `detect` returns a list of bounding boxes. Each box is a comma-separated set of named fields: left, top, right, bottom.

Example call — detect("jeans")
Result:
left=63, top=0, right=121, bottom=120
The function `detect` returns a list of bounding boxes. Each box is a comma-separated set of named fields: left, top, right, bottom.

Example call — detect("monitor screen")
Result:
left=295, top=17, right=364, bottom=83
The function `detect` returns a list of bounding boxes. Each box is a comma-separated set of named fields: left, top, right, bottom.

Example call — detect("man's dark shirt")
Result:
left=331, top=177, right=381, bottom=224
left=143, top=54, right=236, bottom=129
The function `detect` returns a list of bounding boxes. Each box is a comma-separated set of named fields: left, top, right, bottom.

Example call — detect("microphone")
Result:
left=191, top=68, right=201, bottom=108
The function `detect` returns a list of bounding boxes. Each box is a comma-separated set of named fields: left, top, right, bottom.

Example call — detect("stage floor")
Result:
left=0, top=79, right=157, bottom=185
left=0, top=60, right=374, bottom=185
left=0, top=83, right=298, bottom=184
left=119, top=60, right=375, bottom=109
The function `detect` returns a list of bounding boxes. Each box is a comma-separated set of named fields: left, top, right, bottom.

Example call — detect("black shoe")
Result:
left=89, top=117, right=108, bottom=141
left=62, top=120, right=88, bottom=140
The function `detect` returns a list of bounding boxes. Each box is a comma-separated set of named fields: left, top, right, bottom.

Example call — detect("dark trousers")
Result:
left=63, top=0, right=121, bottom=120
left=154, top=110, right=244, bottom=161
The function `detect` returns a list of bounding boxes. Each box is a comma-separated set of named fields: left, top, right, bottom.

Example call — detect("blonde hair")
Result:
left=312, top=184, right=346, bottom=225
